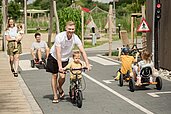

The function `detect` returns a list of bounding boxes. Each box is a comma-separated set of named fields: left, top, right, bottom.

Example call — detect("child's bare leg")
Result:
left=136, top=76, right=142, bottom=86
left=15, top=42, right=17, bottom=49
left=37, top=49, right=42, bottom=61
left=13, top=42, right=18, bottom=53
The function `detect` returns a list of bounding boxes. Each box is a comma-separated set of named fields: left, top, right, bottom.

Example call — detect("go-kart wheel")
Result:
left=43, top=64, right=46, bottom=69
left=129, top=78, right=135, bottom=92
left=156, top=76, right=162, bottom=90
left=31, top=60, right=35, bottom=68
left=77, top=90, right=83, bottom=108
left=119, top=73, right=123, bottom=87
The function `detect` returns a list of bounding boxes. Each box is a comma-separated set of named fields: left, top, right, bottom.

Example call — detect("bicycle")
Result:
left=64, top=67, right=87, bottom=108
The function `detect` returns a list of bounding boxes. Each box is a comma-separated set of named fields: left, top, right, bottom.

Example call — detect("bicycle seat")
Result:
left=140, top=66, right=152, bottom=77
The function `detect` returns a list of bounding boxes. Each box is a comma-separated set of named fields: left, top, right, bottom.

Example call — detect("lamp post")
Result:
left=118, top=23, right=121, bottom=39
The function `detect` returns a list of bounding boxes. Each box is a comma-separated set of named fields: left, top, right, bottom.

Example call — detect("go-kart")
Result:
left=30, top=58, right=46, bottom=69
left=118, top=70, right=132, bottom=87
left=129, top=66, right=162, bottom=92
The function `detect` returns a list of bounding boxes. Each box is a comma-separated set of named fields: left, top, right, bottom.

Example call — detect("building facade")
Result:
left=146, top=0, right=171, bottom=70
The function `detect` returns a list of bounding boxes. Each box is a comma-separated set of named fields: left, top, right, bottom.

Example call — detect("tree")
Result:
left=47, top=0, right=54, bottom=47
left=0, top=0, right=2, bottom=28
left=32, top=0, right=72, bottom=10
left=14, top=0, right=24, bottom=7
left=8, top=1, right=21, bottom=21
left=58, top=7, right=83, bottom=38
left=0, top=9, right=2, bottom=32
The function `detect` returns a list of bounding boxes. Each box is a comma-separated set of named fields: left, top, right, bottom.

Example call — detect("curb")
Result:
left=17, top=73, right=44, bottom=114
left=96, top=54, right=121, bottom=64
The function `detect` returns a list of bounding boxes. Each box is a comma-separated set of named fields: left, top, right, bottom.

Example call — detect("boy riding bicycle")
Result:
left=64, top=51, right=85, bottom=100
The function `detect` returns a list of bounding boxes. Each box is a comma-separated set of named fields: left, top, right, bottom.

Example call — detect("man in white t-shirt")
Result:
left=46, top=21, right=91, bottom=103
left=31, top=32, right=49, bottom=63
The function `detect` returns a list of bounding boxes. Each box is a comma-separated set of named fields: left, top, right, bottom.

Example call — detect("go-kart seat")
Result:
left=140, top=66, right=152, bottom=78
left=140, top=66, right=152, bottom=83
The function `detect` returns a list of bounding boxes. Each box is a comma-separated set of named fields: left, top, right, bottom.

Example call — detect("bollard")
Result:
left=91, top=27, right=96, bottom=46
left=92, top=33, right=96, bottom=46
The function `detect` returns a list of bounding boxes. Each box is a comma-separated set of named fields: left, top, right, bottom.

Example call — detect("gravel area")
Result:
left=158, top=69, right=171, bottom=81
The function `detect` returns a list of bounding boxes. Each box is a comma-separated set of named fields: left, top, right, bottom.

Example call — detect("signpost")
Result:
left=137, top=18, right=150, bottom=32
left=137, top=18, right=150, bottom=51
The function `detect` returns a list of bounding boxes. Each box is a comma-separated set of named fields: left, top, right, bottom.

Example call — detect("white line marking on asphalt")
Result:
left=19, top=60, right=38, bottom=71
left=88, top=56, right=119, bottom=65
left=83, top=72, right=154, bottom=114
left=103, top=79, right=115, bottom=84
left=147, top=91, right=171, bottom=97
left=20, top=52, right=30, bottom=56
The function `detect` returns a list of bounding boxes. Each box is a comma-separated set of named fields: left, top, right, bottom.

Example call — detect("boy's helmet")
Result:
left=122, top=48, right=129, bottom=54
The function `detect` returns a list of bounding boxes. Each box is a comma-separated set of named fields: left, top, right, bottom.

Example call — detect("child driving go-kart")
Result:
left=127, top=50, right=162, bottom=92
left=114, top=47, right=139, bottom=86
left=30, top=33, right=49, bottom=68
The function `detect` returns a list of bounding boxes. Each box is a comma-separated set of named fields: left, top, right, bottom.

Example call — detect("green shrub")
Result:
left=58, top=7, right=82, bottom=38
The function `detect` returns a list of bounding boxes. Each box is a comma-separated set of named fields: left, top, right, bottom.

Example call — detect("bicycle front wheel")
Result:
left=77, top=90, right=83, bottom=108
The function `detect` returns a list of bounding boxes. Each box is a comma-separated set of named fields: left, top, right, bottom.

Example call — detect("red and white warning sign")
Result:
left=137, top=18, right=150, bottom=32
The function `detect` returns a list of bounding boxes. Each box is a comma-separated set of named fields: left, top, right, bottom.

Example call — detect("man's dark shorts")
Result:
left=46, top=54, right=68, bottom=74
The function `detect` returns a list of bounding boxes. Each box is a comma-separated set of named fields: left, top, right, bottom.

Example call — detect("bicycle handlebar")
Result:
left=63, top=67, right=88, bottom=75
left=65, top=67, right=88, bottom=71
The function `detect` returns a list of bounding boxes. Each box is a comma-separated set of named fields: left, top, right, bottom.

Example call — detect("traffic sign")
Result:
left=137, top=18, right=150, bottom=32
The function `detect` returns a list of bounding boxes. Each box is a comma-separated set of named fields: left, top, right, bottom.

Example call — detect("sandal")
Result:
left=59, top=90, right=65, bottom=99
left=14, top=73, right=18, bottom=77
left=52, top=99, right=59, bottom=103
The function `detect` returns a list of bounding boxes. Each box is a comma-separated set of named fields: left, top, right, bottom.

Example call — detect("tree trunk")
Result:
left=108, top=3, right=113, bottom=57
left=48, top=0, right=54, bottom=47
left=1, top=0, right=8, bottom=51
left=81, top=10, right=84, bottom=46
left=53, top=0, right=60, bottom=34
left=24, top=0, right=27, bottom=34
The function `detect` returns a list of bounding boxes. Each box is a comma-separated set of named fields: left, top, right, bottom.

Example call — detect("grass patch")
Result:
left=104, top=50, right=119, bottom=56
left=83, top=40, right=108, bottom=48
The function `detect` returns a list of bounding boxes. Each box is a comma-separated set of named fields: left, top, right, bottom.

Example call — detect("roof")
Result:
left=20, top=9, right=49, bottom=13
left=81, top=7, right=90, bottom=13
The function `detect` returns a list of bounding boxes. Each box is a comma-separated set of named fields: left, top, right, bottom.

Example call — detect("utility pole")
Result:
left=24, top=0, right=27, bottom=34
